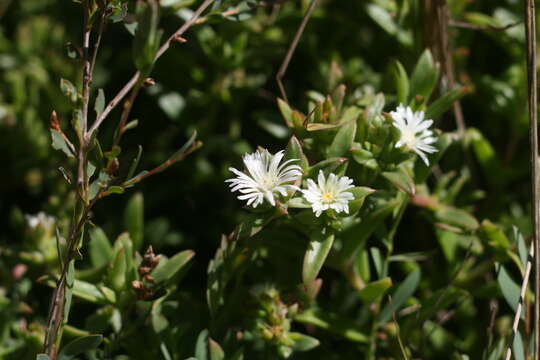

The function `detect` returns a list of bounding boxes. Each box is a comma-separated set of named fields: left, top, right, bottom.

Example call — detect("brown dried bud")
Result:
left=138, top=266, right=152, bottom=277
left=143, top=246, right=161, bottom=268
left=143, top=78, right=156, bottom=87
left=50, top=110, right=60, bottom=131
left=143, top=274, right=155, bottom=283
left=12, top=264, right=28, bottom=281
left=173, top=34, right=187, bottom=43
left=131, top=280, right=144, bottom=290
left=106, top=158, right=120, bottom=175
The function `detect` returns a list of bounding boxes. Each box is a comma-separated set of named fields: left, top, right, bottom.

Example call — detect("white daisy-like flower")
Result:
left=390, top=104, right=438, bottom=165
left=226, top=148, right=302, bottom=208
left=302, top=170, right=355, bottom=217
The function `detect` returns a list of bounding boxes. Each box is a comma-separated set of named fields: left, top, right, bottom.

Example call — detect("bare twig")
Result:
left=87, top=0, right=215, bottom=138
left=434, top=0, right=465, bottom=136
left=504, top=242, right=534, bottom=360
left=276, top=0, right=319, bottom=103
left=523, top=0, right=539, bottom=357
left=449, top=20, right=522, bottom=32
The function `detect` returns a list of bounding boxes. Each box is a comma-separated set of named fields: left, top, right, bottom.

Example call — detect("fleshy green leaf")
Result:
left=425, top=87, right=468, bottom=120
left=94, top=89, right=105, bottom=117
left=409, top=49, right=439, bottom=103
left=378, top=268, right=421, bottom=324
left=327, top=120, right=356, bottom=158
left=152, top=250, right=195, bottom=284
left=58, top=335, right=103, bottom=360
left=209, top=338, right=225, bottom=360
left=303, top=232, right=334, bottom=286
left=60, top=78, right=78, bottom=103
left=124, top=192, right=144, bottom=251
left=89, top=227, right=113, bottom=268
left=288, top=332, right=320, bottom=351
left=358, top=277, right=392, bottom=303
left=392, top=60, right=409, bottom=105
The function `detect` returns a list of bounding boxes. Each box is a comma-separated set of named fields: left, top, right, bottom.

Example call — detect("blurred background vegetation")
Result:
left=0, top=0, right=536, bottom=359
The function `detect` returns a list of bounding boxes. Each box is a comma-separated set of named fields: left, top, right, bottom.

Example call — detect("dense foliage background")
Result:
left=0, top=0, right=536, bottom=359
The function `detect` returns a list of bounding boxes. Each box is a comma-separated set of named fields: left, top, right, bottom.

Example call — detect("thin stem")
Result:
left=523, top=0, right=539, bottom=358
left=449, top=19, right=522, bottom=31
left=505, top=242, right=534, bottom=360
left=87, top=0, right=215, bottom=138
left=275, top=0, right=319, bottom=103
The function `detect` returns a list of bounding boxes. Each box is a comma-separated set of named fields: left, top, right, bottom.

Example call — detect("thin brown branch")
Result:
left=505, top=242, right=534, bottom=360
left=524, top=0, right=539, bottom=357
left=87, top=0, right=215, bottom=138
left=435, top=0, right=465, bottom=136
left=449, top=19, right=522, bottom=31
left=276, top=0, right=319, bottom=103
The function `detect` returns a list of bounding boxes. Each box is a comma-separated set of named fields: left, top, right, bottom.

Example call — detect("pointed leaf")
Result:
left=209, top=338, right=225, bottom=360
left=392, top=60, right=409, bottom=105
left=378, top=268, right=421, bottom=324
left=303, top=232, right=334, bottom=286
left=58, top=335, right=103, bottom=360
left=94, top=89, right=105, bottom=117
left=124, top=192, right=144, bottom=251
left=358, top=277, right=393, bottom=303
left=152, top=250, right=195, bottom=284
left=425, top=87, right=468, bottom=119
left=409, top=49, right=439, bottom=103
left=328, top=120, right=356, bottom=158
left=288, top=332, right=320, bottom=351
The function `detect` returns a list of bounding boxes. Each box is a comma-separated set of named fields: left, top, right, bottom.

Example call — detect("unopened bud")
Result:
left=173, top=35, right=187, bottom=43
left=143, top=78, right=156, bottom=87
left=50, top=110, right=60, bottom=131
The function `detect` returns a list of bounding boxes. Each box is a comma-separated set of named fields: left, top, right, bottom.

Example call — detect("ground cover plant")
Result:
left=0, top=0, right=539, bottom=359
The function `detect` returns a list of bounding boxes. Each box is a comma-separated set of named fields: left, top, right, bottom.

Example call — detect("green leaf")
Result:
left=133, top=0, right=161, bottom=74
left=170, top=130, right=198, bottom=160
left=124, top=192, right=144, bottom=251
left=378, top=268, right=421, bottom=324
left=127, top=145, right=143, bottom=180
left=496, top=263, right=524, bottom=319
left=409, top=49, right=439, bottom=103
left=350, top=144, right=378, bottom=169
left=295, top=310, right=369, bottom=343
left=327, top=120, right=356, bottom=158
left=51, top=129, right=75, bottom=158
left=195, top=329, right=209, bottom=360
left=60, top=78, right=78, bottom=103
left=152, top=250, right=195, bottom=284
left=382, top=166, right=415, bottom=196
left=366, top=4, right=412, bottom=46
left=277, top=98, right=294, bottom=128
left=209, top=338, right=225, bottom=360
left=89, top=227, right=113, bottom=268
left=57, top=335, right=103, bottom=360
left=435, top=206, right=479, bottom=231
left=308, top=157, right=348, bottom=177
left=107, top=247, right=126, bottom=292
left=94, top=89, right=105, bottom=117
left=285, top=136, right=309, bottom=172
left=347, top=187, right=376, bottom=214
left=392, top=60, right=409, bottom=105
left=425, top=87, right=468, bottom=120
left=303, top=232, right=334, bottom=286
left=288, top=332, right=320, bottom=351
left=513, top=331, right=525, bottom=360
left=358, top=277, right=392, bottom=303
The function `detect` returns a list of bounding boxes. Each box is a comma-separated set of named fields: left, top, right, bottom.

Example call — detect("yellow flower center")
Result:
left=401, top=129, right=417, bottom=148
left=322, top=192, right=334, bottom=203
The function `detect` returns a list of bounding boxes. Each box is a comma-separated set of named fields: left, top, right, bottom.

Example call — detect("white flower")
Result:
left=302, top=170, right=355, bottom=217
left=390, top=104, right=438, bottom=165
left=25, top=212, right=55, bottom=229
left=226, top=148, right=302, bottom=208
